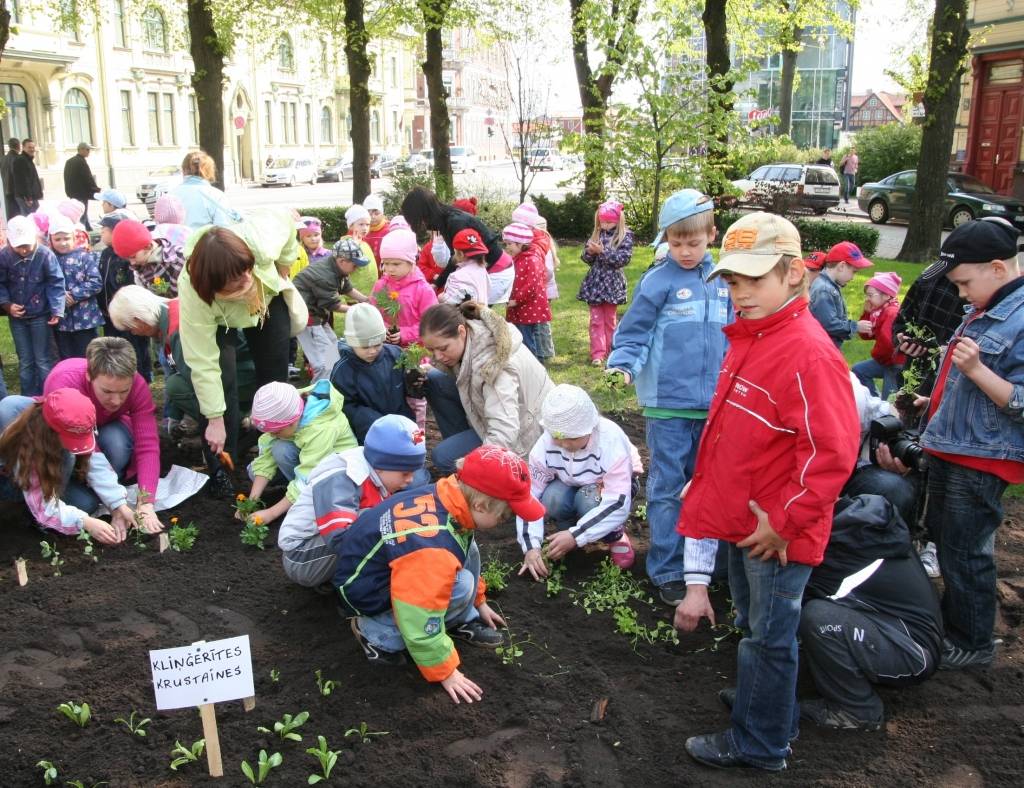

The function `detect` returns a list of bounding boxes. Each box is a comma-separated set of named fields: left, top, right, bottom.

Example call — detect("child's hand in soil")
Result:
left=112, top=505, right=137, bottom=538
left=135, top=503, right=163, bottom=533
left=441, top=668, right=482, bottom=704
left=673, top=584, right=716, bottom=632
left=84, top=516, right=124, bottom=545
left=519, top=548, right=549, bottom=581
left=476, top=602, right=505, bottom=631
left=737, top=500, right=788, bottom=565
left=544, top=531, right=577, bottom=561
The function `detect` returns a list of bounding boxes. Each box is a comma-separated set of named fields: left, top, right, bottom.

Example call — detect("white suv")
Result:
left=449, top=146, right=478, bottom=174
left=262, top=157, right=317, bottom=187
left=732, top=163, right=841, bottom=214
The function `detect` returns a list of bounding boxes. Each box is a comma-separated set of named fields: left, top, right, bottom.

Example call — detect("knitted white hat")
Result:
left=345, top=204, right=370, bottom=226
left=363, top=194, right=384, bottom=213
left=344, top=303, right=387, bottom=347
left=541, top=384, right=600, bottom=439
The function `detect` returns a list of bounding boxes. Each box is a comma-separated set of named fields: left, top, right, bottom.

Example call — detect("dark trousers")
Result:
left=4, top=193, right=17, bottom=220
left=56, top=328, right=99, bottom=360
left=800, top=598, right=933, bottom=723
left=842, top=463, right=921, bottom=536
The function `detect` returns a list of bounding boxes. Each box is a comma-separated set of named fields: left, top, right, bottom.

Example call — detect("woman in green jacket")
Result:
left=179, top=208, right=308, bottom=496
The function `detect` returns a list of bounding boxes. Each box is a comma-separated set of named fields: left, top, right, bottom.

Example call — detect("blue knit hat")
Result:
left=364, top=415, right=427, bottom=471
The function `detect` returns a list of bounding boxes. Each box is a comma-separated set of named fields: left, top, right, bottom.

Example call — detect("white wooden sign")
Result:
left=149, top=635, right=254, bottom=711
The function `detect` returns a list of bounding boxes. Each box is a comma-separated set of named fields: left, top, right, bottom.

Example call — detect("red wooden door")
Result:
left=974, top=84, right=1023, bottom=194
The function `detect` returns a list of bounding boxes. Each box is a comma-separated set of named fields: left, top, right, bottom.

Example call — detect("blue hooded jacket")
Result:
left=607, top=253, right=731, bottom=411
left=330, top=342, right=413, bottom=443
left=0, top=244, right=66, bottom=320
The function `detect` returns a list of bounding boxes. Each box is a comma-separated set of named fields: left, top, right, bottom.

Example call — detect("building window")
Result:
left=64, top=88, right=93, bottom=145
left=320, top=106, right=332, bottom=144
left=113, top=0, right=127, bottom=47
left=304, top=104, right=312, bottom=145
left=277, top=34, right=295, bottom=72
left=264, top=100, right=273, bottom=144
left=142, top=7, right=168, bottom=52
left=320, top=40, right=329, bottom=77
left=148, top=92, right=161, bottom=143
left=0, top=84, right=30, bottom=140
left=162, top=93, right=177, bottom=144
left=391, top=110, right=398, bottom=142
left=120, top=90, right=135, bottom=146
left=189, top=94, right=199, bottom=145
left=391, top=56, right=398, bottom=88
left=281, top=102, right=297, bottom=144
left=371, top=111, right=380, bottom=145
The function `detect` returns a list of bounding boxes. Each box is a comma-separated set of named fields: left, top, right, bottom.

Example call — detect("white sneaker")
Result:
left=919, top=542, right=941, bottom=578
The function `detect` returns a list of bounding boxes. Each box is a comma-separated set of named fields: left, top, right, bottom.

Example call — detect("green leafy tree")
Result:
left=850, top=123, right=922, bottom=185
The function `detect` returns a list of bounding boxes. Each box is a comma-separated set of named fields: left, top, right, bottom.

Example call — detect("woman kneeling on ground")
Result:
left=0, top=388, right=158, bottom=544
left=420, top=301, right=554, bottom=472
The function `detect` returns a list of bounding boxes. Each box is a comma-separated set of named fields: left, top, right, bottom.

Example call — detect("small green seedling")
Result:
left=57, top=701, right=91, bottom=727
left=257, top=710, right=309, bottom=742
left=632, top=503, right=647, bottom=521
left=305, top=735, right=341, bottom=784
left=40, top=541, right=64, bottom=576
left=36, top=760, right=58, bottom=786
left=114, top=710, right=151, bottom=738
left=496, top=639, right=525, bottom=667
left=241, top=750, right=283, bottom=785
left=240, top=518, right=269, bottom=549
left=481, top=555, right=515, bottom=592
left=234, top=494, right=265, bottom=519
left=269, top=668, right=280, bottom=684
left=393, top=342, right=431, bottom=372
left=344, top=722, right=389, bottom=744
left=169, top=739, right=205, bottom=771
left=314, top=669, right=336, bottom=697
left=64, top=781, right=109, bottom=788
left=77, top=530, right=98, bottom=562
left=167, top=519, right=199, bottom=552
left=544, top=557, right=566, bottom=597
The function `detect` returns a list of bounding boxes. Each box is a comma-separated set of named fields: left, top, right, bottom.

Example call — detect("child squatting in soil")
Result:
left=277, top=414, right=428, bottom=588
left=674, top=212, right=861, bottom=772
left=517, top=384, right=642, bottom=579
left=334, top=445, right=545, bottom=704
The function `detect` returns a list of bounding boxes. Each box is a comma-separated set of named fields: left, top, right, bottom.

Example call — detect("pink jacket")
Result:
left=43, top=358, right=160, bottom=498
left=371, top=266, right=439, bottom=346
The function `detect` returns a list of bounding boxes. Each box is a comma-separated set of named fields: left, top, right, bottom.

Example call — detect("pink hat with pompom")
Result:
left=865, top=272, right=902, bottom=297
left=511, top=202, right=540, bottom=227
left=379, top=228, right=418, bottom=264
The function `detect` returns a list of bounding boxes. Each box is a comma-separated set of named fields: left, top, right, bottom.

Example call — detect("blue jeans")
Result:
left=925, top=455, right=1007, bottom=651
left=852, top=358, right=903, bottom=399
left=247, top=439, right=300, bottom=484
left=9, top=315, right=57, bottom=396
left=541, top=479, right=608, bottom=532
left=358, top=540, right=482, bottom=652
left=727, top=544, right=811, bottom=768
left=425, top=368, right=482, bottom=473
left=843, top=172, right=856, bottom=201
left=645, top=416, right=704, bottom=586
left=514, top=323, right=541, bottom=359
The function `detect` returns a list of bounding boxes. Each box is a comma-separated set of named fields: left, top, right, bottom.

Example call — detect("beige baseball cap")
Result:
left=710, top=213, right=803, bottom=279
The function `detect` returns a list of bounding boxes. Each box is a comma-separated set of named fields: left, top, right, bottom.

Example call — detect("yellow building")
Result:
left=953, top=0, right=1024, bottom=197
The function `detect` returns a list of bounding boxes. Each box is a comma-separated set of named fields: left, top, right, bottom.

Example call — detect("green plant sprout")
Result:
left=543, top=556, right=567, bottom=597
left=240, top=517, right=269, bottom=549
left=57, top=701, right=91, bottom=727
left=258, top=711, right=309, bottom=742
left=269, top=668, right=281, bottom=683
left=167, top=518, right=199, bottom=552
left=596, top=370, right=632, bottom=408
left=344, top=722, right=389, bottom=744
left=40, top=540, right=64, bottom=576
left=241, top=750, right=283, bottom=785
left=496, top=636, right=526, bottom=667
left=168, top=739, right=205, bottom=771
left=114, top=710, right=151, bottom=737
left=314, top=669, right=337, bottom=697
left=36, top=760, right=58, bottom=786
left=64, top=780, right=109, bottom=788
left=305, top=736, right=341, bottom=784
left=234, top=493, right=264, bottom=519
left=393, top=342, right=431, bottom=372
left=481, top=555, right=515, bottom=592
left=632, top=503, right=647, bottom=521
left=76, top=529, right=98, bottom=562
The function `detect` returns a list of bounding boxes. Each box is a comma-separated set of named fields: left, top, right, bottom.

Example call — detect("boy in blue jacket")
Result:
left=808, top=241, right=873, bottom=347
left=606, top=189, right=731, bottom=605
left=917, top=218, right=1024, bottom=670
left=0, top=215, right=64, bottom=395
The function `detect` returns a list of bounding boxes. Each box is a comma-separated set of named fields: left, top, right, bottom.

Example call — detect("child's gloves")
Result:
left=404, top=367, right=427, bottom=398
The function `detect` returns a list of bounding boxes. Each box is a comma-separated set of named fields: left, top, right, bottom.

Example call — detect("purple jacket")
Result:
left=577, top=229, right=634, bottom=305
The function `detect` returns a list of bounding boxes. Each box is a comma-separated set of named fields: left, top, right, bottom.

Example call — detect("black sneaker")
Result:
left=448, top=620, right=505, bottom=648
left=350, top=619, right=407, bottom=666
left=206, top=468, right=235, bottom=499
left=658, top=581, right=687, bottom=606
left=800, top=699, right=881, bottom=732
left=685, top=731, right=786, bottom=771
left=939, top=637, right=997, bottom=670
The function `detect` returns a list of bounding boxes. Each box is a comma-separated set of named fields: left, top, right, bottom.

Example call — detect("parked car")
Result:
left=731, top=163, right=841, bottom=214
left=399, top=152, right=432, bottom=175
left=370, top=153, right=399, bottom=178
left=858, top=170, right=1024, bottom=230
left=527, top=147, right=563, bottom=171
left=136, top=165, right=181, bottom=215
left=262, top=157, right=317, bottom=187
left=317, top=157, right=353, bottom=182
left=449, top=146, right=478, bottom=174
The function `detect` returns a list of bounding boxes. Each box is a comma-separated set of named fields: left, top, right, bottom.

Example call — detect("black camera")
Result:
left=869, top=415, right=926, bottom=473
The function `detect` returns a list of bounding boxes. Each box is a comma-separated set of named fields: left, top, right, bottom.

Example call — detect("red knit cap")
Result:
left=111, top=220, right=153, bottom=258
left=452, top=197, right=478, bottom=215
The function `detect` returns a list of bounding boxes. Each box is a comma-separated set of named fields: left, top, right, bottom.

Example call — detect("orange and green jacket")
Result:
left=333, top=476, right=486, bottom=682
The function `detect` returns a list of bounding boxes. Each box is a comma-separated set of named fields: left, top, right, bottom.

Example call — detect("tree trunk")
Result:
left=187, top=0, right=226, bottom=190
left=420, top=0, right=454, bottom=200
left=897, top=0, right=970, bottom=262
left=778, top=28, right=801, bottom=137
left=0, top=1, right=11, bottom=61
left=702, top=0, right=732, bottom=192
left=345, top=0, right=372, bottom=203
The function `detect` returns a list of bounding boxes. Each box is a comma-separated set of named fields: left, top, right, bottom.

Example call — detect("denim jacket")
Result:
left=921, top=280, right=1024, bottom=462
left=809, top=271, right=856, bottom=347
left=0, top=245, right=66, bottom=319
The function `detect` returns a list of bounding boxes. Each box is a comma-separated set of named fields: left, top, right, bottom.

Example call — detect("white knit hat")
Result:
left=344, top=303, right=387, bottom=347
left=363, top=194, right=384, bottom=213
left=345, top=204, right=370, bottom=226
left=541, top=384, right=600, bottom=439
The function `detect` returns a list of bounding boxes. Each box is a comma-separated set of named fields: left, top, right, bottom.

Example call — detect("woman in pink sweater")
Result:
left=42, top=336, right=163, bottom=531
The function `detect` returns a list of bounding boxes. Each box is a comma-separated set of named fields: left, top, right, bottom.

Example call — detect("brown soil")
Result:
left=0, top=411, right=1022, bottom=787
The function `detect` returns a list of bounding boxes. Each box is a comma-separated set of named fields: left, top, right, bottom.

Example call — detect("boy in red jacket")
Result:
left=674, top=213, right=860, bottom=771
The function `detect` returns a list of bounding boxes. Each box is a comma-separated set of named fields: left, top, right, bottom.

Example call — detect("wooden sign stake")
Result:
left=158, top=532, right=170, bottom=553
left=198, top=703, right=224, bottom=777
left=13, top=558, right=28, bottom=586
